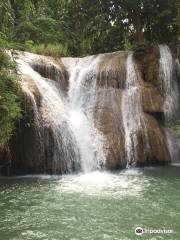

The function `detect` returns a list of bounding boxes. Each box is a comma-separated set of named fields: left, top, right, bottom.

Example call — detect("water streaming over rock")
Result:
left=121, top=53, right=149, bottom=166
left=159, top=44, right=180, bottom=162
left=16, top=52, right=105, bottom=173
left=67, top=56, right=106, bottom=172
left=16, top=53, right=80, bottom=173
left=4, top=45, right=179, bottom=175
left=159, top=44, right=179, bottom=123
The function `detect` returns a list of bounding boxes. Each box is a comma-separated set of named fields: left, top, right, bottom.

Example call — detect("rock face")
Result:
left=92, top=52, right=127, bottom=169
left=94, top=89, right=126, bottom=170
left=30, top=57, right=69, bottom=92
left=0, top=44, right=179, bottom=175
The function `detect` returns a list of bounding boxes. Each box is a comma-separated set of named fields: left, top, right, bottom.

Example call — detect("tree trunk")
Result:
left=177, top=4, right=180, bottom=39
left=132, top=11, right=144, bottom=43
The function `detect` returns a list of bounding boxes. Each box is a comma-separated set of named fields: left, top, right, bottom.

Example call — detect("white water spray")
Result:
left=159, top=44, right=179, bottom=123
left=122, top=53, right=148, bottom=166
left=67, top=56, right=106, bottom=172
left=159, top=45, right=180, bottom=162
left=16, top=52, right=105, bottom=172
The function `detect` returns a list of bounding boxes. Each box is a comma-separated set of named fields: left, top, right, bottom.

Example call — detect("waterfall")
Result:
left=67, top=56, right=106, bottom=172
left=11, top=46, right=179, bottom=174
left=121, top=53, right=148, bottom=166
left=16, top=53, right=80, bottom=173
left=16, top=52, right=105, bottom=173
left=159, top=45, right=180, bottom=162
left=159, top=44, right=179, bottom=123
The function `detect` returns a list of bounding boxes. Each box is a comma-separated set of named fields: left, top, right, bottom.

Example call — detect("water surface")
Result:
left=0, top=167, right=180, bottom=240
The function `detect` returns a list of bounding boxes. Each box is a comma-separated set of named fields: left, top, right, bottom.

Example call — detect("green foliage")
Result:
left=174, top=120, right=180, bottom=138
left=28, top=43, right=69, bottom=57
left=174, top=0, right=180, bottom=40
left=0, top=1, right=14, bottom=36
left=0, top=49, right=22, bottom=146
left=123, top=34, right=133, bottom=50
left=0, top=0, right=179, bottom=56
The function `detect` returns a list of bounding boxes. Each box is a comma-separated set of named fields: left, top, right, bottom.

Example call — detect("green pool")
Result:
left=0, top=166, right=179, bottom=240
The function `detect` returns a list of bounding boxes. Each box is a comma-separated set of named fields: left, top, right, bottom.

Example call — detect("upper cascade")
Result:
left=0, top=44, right=179, bottom=175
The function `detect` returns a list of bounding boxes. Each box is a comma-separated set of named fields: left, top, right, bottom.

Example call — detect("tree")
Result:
left=0, top=1, right=14, bottom=36
left=175, top=0, right=180, bottom=39
left=0, top=0, right=179, bottom=56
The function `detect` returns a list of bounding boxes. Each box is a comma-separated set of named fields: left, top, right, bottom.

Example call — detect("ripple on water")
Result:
left=56, top=169, right=149, bottom=198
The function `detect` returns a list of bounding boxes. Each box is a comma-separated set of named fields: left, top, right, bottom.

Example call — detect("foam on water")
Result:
left=56, top=169, right=147, bottom=198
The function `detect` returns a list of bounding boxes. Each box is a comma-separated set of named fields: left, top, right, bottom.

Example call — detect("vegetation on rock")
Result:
left=0, top=49, right=21, bottom=146
left=174, top=120, right=180, bottom=138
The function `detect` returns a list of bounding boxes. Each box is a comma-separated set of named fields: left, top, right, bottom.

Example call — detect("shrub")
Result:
left=0, top=49, right=22, bottom=146
left=174, top=120, right=180, bottom=138
left=30, top=43, right=69, bottom=57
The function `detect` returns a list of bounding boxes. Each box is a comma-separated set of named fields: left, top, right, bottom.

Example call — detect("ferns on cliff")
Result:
left=0, top=49, right=21, bottom=146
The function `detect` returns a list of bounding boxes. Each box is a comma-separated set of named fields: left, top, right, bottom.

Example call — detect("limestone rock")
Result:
left=93, top=90, right=126, bottom=169
left=140, top=82, right=164, bottom=114
left=96, top=52, right=127, bottom=89
left=1, top=45, right=178, bottom=176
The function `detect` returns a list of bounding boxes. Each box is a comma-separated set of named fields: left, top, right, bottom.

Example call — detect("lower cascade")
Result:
left=1, top=44, right=180, bottom=175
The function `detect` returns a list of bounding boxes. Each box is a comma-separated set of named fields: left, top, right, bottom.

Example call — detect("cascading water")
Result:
left=16, top=52, right=105, bottom=173
left=159, top=44, right=180, bottom=162
left=159, top=44, right=179, bottom=123
left=121, top=53, right=149, bottom=166
left=16, top=53, right=80, bottom=173
left=9, top=45, right=179, bottom=175
left=67, top=56, right=106, bottom=172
